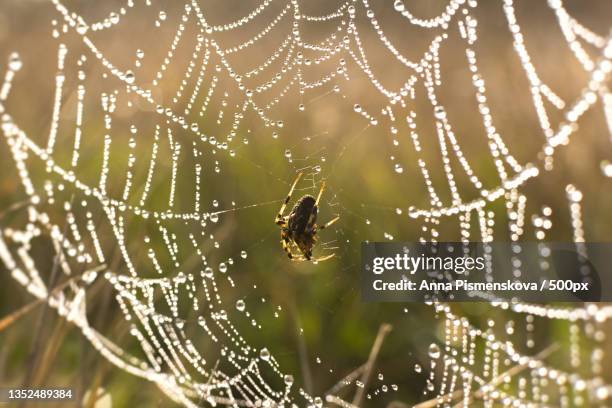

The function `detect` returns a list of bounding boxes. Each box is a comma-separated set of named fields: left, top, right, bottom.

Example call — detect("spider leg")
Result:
left=289, top=254, right=308, bottom=262
left=275, top=172, right=303, bottom=225
left=286, top=249, right=334, bottom=263
left=309, top=253, right=336, bottom=263
left=288, top=251, right=312, bottom=262
left=281, top=232, right=294, bottom=259
left=289, top=241, right=334, bottom=263
left=314, top=180, right=326, bottom=207
left=281, top=240, right=293, bottom=259
left=305, top=180, right=327, bottom=227
left=317, top=216, right=339, bottom=231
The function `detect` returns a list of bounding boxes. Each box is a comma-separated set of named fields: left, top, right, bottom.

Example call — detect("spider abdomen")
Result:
left=275, top=173, right=337, bottom=262
left=287, top=195, right=317, bottom=235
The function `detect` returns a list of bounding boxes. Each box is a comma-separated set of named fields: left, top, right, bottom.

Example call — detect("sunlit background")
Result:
left=0, top=0, right=611, bottom=406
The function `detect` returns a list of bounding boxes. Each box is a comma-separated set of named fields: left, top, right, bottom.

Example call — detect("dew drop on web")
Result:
left=428, top=343, right=441, bottom=359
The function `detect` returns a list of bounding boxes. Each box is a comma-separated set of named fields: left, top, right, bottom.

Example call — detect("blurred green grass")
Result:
left=0, top=0, right=611, bottom=407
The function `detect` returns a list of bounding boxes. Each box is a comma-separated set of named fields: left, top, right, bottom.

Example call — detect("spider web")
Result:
left=0, top=0, right=611, bottom=406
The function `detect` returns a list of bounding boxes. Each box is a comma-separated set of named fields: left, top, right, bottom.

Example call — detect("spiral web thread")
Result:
left=0, top=0, right=612, bottom=406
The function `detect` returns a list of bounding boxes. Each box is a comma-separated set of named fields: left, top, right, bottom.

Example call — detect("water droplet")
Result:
left=596, top=385, right=610, bottom=400
left=314, top=397, right=323, bottom=408
left=219, top=262, right=227, bottom=273
left=565, top=184, right=582, bottom=202
left=136, top=49, right=144, bottom=59
left=394, top=0, right=405, bottom=12
left=76, top=21, right=88, bottom=35
left=209, top=213, right=219, bottom=223
left=394, top=164, right=404, bottom=174
left=259, top=348, right=271, bottom=361
left=414, top=363, right=422, bottom=373
left=377, top=373, right=384, bottom=381
left=601, top=160, right=612, bottom=177
left=235, top=299, right=245, bottom=311
left=241, top=250, right=248, bottom=259
left=283, top=374, right=294, bottom=386
left=125, top=70, right=135, bottom=84
left=353, top=104, right=362, bottom=113
left=8, top=53, right=22, bottom=71
left=428, top=343, right=441, bottom=359
left=434, top=106, right=446, bottom=120
left=284, top=149, right=292, bottom=159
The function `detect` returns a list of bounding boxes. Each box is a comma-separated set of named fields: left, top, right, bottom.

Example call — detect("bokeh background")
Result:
left=0, top=0, right=611, bottom=406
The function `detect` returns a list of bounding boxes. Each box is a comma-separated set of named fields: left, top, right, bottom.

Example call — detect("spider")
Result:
left=275, top=172, right=339, bottom=262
